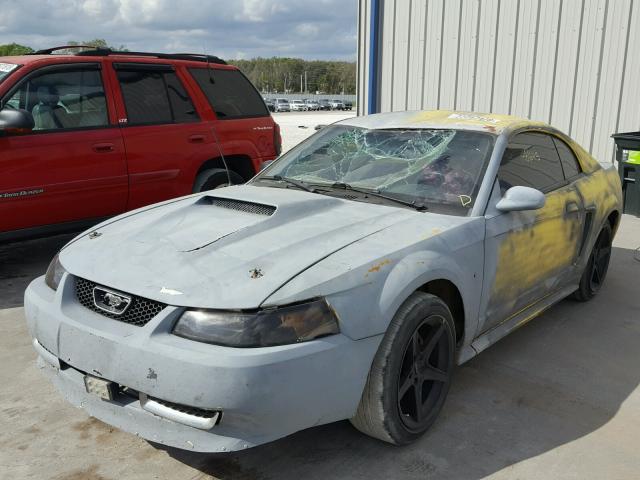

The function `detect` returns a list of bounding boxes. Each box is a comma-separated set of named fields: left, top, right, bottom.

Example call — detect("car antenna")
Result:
left=204, top=46, right=215, bottom=84
left=203, top=46, right=231, bottom=187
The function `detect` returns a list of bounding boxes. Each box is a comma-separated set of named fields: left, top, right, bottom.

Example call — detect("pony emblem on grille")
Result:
left=93, top=287, right=132, bottom=315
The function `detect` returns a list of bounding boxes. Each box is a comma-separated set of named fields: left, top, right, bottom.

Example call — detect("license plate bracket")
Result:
left=84, top=375, right=117, bottom=401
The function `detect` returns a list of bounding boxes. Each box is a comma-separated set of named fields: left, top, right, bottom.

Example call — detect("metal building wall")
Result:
left=357, top=0, right=640, bottom=162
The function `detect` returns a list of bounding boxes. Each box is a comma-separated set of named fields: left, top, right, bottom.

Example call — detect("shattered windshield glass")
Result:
left=256, top=125, right=495, bottom=212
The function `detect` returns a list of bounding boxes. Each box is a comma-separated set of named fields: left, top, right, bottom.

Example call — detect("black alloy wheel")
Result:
left=397, top=316, right=451, bottom=432
left=588, top=225, right=612, bottom=293
left=350, top=292, right=456, bottom=445
left=573, top=222, right=613, bottom=301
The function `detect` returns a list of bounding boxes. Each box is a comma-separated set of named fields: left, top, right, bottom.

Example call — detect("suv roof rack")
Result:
left=30, top=46, right=227, bottom=65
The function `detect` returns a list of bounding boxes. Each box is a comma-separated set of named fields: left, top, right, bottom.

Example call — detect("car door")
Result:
left=109, top=62, right=208, bottom=209
left=0, top=63, right=128, bottom=234
left=479, top=131, right=585, bottom=333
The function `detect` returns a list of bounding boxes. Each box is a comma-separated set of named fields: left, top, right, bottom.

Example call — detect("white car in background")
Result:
left=305, top=99, right=320, bottom=111
left=329, top=99, right=344, bottom=110
left=273, top=98, right=290, bottom=112
left=290, top=100, right=309, bottom=111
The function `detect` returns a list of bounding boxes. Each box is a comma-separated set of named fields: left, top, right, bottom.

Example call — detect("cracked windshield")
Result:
left=260, top=125, right=495, bottom=213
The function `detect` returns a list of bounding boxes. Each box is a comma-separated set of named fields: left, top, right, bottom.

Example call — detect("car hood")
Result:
left=60, top=185, right=417, bottom=309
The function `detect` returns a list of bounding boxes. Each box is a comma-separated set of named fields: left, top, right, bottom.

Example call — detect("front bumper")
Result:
left=25, top=275, right=381, bottom=452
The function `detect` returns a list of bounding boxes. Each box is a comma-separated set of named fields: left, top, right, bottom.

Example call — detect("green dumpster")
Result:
left=612, top=131, right=640, bottom=217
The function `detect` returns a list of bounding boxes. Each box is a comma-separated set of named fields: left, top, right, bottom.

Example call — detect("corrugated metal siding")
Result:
left=357, top=0, right=640, bottom=162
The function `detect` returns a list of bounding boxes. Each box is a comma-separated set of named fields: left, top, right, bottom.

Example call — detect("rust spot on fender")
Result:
left=367, top=259, right=392, bottom=274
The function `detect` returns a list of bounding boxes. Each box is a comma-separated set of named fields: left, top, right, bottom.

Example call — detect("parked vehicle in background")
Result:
left=273, top=98, right=290, bottom=112
left=318, top=99, right=331, bottom=110
left=264, top=98, right=275, bottom=112
left=329, top=99, right=344, bottom=110
left=0, top=46, right=281, bottom=243
left=305, top=99, right=320, bottom=111
left=290, top=100, right=308, bottom=112
left=25, top=110, right=622, bottom=452
left=343, top=100, right=353, bottom=111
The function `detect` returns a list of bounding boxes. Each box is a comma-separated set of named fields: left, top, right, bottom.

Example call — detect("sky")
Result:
left=0, top=0, right=358, bottom=61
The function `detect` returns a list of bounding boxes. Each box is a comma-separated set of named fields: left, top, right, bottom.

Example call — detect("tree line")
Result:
left=0, top=41, right=356, bottom=95
left=228, top=57, right=356, bottom=95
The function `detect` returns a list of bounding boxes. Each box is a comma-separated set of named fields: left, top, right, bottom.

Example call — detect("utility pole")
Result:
left=300, top=74, right=303, bottom=93
left=304, top=71, right=308, bottom=93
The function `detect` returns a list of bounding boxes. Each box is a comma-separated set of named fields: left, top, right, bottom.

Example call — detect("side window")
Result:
left=1, top=67, right=108, bottom=131
left=189, top=68, right=269, bottom=119
left=553, top=138, right=582, bottom=180
left=116, top=67, right=198, bottom=126
left=498, top=132, right=565, bottom=194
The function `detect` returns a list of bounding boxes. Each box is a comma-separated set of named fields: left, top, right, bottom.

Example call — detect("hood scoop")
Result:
left=201, top=196, right=276, bottom=216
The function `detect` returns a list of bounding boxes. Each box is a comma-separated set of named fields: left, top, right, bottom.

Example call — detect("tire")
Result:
left=350, top=292, right=456, bottom=445
left=572, top=222, right=613, bottom=301
left=192, top=168, right=244, bottom=193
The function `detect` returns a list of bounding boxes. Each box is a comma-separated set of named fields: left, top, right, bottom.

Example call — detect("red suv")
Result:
left=0, top=47, right=281, bottom=242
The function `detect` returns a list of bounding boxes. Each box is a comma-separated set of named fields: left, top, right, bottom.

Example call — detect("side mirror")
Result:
left=260, top=160, right=275, bottom=171
left=0, top=109, right=34, bottom=136
left=496, top=186, right=546, bottom=212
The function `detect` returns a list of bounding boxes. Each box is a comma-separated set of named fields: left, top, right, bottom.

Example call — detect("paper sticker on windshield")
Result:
left=0, top=63, right=18, bottom=73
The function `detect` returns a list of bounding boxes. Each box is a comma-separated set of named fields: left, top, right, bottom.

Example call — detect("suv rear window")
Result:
left=116, top=67, right=198, bottom=126
left=189, top=68, right=268, bottom=119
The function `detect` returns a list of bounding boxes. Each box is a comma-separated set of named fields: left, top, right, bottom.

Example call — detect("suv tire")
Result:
left=193, top=168, right=244, bottom=193
left=351, top=292, right=455, bottom=445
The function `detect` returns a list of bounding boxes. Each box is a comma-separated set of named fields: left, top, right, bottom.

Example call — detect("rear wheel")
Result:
left=350, top=292, right=455, bottom=445
left=572, top=223, right=612, bottom=301
left=192, top=168, right=243, bottom=193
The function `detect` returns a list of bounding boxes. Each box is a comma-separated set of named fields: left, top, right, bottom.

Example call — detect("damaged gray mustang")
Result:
left=25, top=110, right=622, bottom=452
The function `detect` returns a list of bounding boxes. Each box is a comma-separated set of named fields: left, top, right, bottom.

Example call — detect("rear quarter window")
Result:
left=189, top=68, right=268, bottom=119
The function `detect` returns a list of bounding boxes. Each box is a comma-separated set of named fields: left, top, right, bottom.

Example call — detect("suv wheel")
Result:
left=193, top=168, right=244, bottom=193
left=351, top=292, right=455, bottom=445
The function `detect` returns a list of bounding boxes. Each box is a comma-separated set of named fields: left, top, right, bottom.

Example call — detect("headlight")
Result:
left=44, top=253, right=67, bottom=291
left=173, top=299, right=340, bottom=347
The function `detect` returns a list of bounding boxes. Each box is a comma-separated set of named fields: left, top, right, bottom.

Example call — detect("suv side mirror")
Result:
left=0, top=109, right=35, bottom=136
left=496, top=186, right=546, bottom=212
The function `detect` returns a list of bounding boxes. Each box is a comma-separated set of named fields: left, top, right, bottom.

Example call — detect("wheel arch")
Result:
left=416, top=279, right=465, bottom=346
left=606, top=209, right=621, bottom=236
left=194, top=154, right=257, bottom=184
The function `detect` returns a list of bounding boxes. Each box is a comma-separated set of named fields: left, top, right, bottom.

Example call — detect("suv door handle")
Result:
left=565, top=201, right=580, bottom=214
left=189, top=134, right=205, bottom=143
left=92, top=143, right=115, bottom=153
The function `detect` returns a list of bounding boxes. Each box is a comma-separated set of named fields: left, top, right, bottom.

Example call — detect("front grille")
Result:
left=75, top=277, right=166, bottom=327
left=207, top=197, right=276, bottom=216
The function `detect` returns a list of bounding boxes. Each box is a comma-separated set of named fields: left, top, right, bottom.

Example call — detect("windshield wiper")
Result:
left=259, top=175, right=317, bottom=193
left=322, top=182, right=428, bottom=211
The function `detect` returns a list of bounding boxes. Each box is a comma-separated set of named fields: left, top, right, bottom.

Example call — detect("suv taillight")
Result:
left=274, top=123, right=282, bottom=156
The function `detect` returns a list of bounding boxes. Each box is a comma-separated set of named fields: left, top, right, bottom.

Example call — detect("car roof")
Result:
left=339, top=110, right=549, bottom=134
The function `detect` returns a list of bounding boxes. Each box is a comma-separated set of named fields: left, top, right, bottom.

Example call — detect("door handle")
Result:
left=565, top=201, right=580, bottom=214
left=189, top=134, right=205, bottom=143
left=92, top=143, right=115, bottom=153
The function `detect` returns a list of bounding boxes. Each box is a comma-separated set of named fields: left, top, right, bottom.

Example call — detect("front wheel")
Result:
left=572, top=222, right=613, bottom=301
left=351, top=292, right=456, bottom=445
